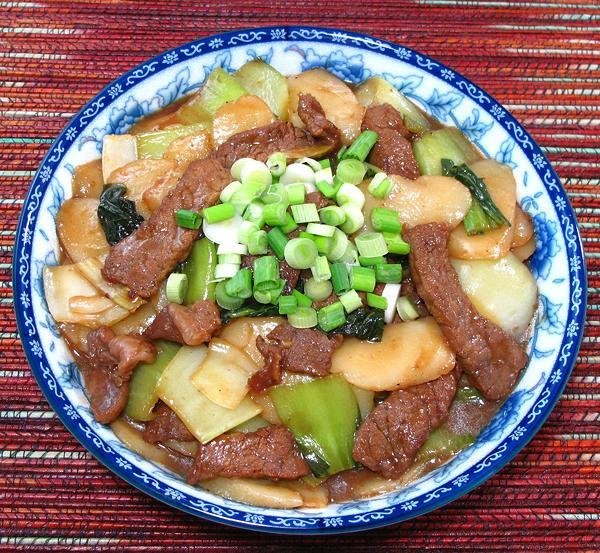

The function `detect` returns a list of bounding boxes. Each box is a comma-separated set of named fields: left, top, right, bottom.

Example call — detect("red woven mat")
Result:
left=1, top=1, right=599, bottom=550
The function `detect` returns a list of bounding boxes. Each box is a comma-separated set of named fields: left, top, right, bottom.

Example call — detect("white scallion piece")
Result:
left=217, top=243, right=248, bottom=255
left=296, top=157, right=322, bottom=172
left=202, top=213, right=243, bottom=245
left=214, top=263, right=240, bottom=280
left=382, top=283, right=402, bottom=323
left=396, top=295, right=420, bottom=322
left=336, top=182, right=366, bottom=209
left=102, top=134, right=137, bottom=184
left=280, top=162, right=315, bottom=185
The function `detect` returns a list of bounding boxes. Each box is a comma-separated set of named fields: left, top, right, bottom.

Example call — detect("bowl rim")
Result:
left=12, top=25, right=587, bottom=534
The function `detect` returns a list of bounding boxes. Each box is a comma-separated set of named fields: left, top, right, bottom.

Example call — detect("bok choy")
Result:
left=270, top=375, right=360, bottom=477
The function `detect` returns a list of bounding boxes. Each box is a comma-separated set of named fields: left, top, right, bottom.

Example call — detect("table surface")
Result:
left=1, top=0, right=599, bottom=550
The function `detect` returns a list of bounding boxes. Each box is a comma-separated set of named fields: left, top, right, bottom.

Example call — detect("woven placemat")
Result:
left=1, top=1, right=598, bottom=550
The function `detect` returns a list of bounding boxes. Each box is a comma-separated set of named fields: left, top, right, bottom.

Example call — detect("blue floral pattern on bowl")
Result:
left=13, top=26, right=586, bottom=534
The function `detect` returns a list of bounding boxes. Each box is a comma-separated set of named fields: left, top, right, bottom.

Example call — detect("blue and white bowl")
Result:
left=13, top=27, right=586, bottom=534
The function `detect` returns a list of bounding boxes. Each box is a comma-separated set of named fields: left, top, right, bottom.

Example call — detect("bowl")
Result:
left=13, top=26, right=586, bottom=534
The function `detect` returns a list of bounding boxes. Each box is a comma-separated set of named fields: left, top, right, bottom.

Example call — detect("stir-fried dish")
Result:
left=44, top=60, right=538, bottom=508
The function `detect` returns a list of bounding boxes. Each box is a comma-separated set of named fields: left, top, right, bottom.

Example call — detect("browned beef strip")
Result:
left=312, top=292, right=339, bottom=310
left=242, top=255, right=300, bottom=295
left=249, top=323, right=344, bottom=392
left=296, top=93, right=342, bottom=152
left=405, top=223, right=528, bottom=400
left=305, top=190, right=335, bottom=210
left=361, top=104, right=419, bottom=179
left=353, top=367, right=460, bottom=479
left=186, top=425, right=310, bottom=482
left=142, top=402, right=195, bottom=444
left=213, top=94, right=340, bottom=169
left=102, top=158, right=231, bottom=298
left=81, top=327, right=156, bottom=424
left=145, top=300, right=221, bottom=346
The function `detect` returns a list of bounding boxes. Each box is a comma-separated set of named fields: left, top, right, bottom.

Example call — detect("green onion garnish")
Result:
left=166, top=272, right=188, bottom=304
left=284, top=237, right=318, bottom=270
left=311, top=256, right=331, bottom=282
left=382, top=232, right=411, bottom=255
left=317, top=301, right=346, bottom=332
left=262, top=183, right=288, bottom=205
left=253, top=255, right=279, bottom=292
left=287, top=183, right=306, bottom=205
left=314, top=235, right=332, bottom=255
left=239, top=221, right=259, bottom=245
left=267, top=152, right=287, bottom=177
left=355, top=232, right=389, bottom=258
left=366, top=293, right=388, bottom=310
left=215, top=280, right=244, bottom=310
left=316, top=178, right=341, bottom=199
left=304, top=277, right=333, bottom=301
left=319, top=205, right=346, bottom=227
left=396, top=296, right=419, bottom=321
left=358, top=255, right=387, bottom=266
left=371, top=207, right=402, bottom=234
left=331, top=262, right=350, bottom=295
left=291, top=203, right=320, bottom=223
left=219, top=180, right=243, bottom=204
left=306, top=223, right=336, bottom=237
left=350, top=266, right=376, bottom=292
left=225, top=268, right=253, bottom=299
left=367, top=172, right=393, bottom=199
left=336, top=158, right=367, bottom=185
left=279, top=212, right=299, bottom=234
left=339, top=289, right=363, bottom=313
left=267, top=227, right=288, bottom=259
left=327, top=229, right=350, bottom=262
left=339, top=203, right=364, bottom=234
left=203, top=203, right=235, bottom=224
left=319, top=158, right=332, bottom=169
left=263, top=202, right=288, bottom=226
left=243, top=199, right=266, bottom=228
left=247, top=229, right=268, bottom=255
left=336, top=182, right=366, bottom=208
left=218, top=253, right=242, bottom=265
left=287, top=306, right=318, bottom=328
left=375, top=263, right=403, bottom=284
left=278, top=294, right=298, bottom=315
left=341, top=130, right=378, bottom=162
left=175, top=209, right=202, bottom=230
left=292, top=289, right=313, bottom=308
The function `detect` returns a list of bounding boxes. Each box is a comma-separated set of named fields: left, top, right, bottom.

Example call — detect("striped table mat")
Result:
left=1, top=1, right=598, bottom=550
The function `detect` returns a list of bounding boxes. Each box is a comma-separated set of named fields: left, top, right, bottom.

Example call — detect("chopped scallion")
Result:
left=243, top=200, right=266, bottom=228
left=214, top=263, right=240, bottom=280
left=358, top=255, right=387, bottom=266
left=262, top=183, right=288, bottom=205
left=292, top=289, right=312, bottom=308
left=319, top=205, right=346, bottom=227
left=331, top=262, right=350, bottom=294
left=339, top=203, right=364, bottom=234
left=247, top=229, right=268, bottom=255
left=341, top=130, right=378, bottom=162
left=311, top=256, right=331, bottom=282
left=225, top=268, right=253, bottom=299
left=371, top=207, right=402, bottom=233
left=266, top=152, right=287, bottom=177
left=306, top=223, right=336, bottom=237
left=314, top=235, right=332, bottom=255
left=291, top=203, right=320, bottom=223
left=253, top=256, right=279, bottom=292
left=366, top=293, right=388, bottom=310
left=215, top=280, right=244, bottom=310
left=279, top=212, right=299, bottom=234
left=350, top=266, right=376, bottom=292
left=217, top=243, right=248, bottom=255
left=297, top=157, right=322, bottom=172
left=396, top=296, right=420, bottom=321
left=284, top=237, right=318, bottom=269
left=382, top=232, right=411, bottom=255
left=219, top=180, right=243, bottom=203
left=203, top=203, right=235, bottom=224
left=278, top=294, right=298, bottom=315
left=317, top=301, right=346, bottom=332
left=175, top=209, right=201, bottom=230
left=287, top=183, right=306, bottom=205
left=166, top=273, right=188, bottom=304
left=267, top=227, right=288, bottom=259
left=238, top=221, right=259, bottom=246
left=263, top=202, right=289, bottom=226
left=328, top=229, right=350, bottom=262
left=355, top=232, right=388, bottom=257
left=375, top=263, right=402, bottom=283
left=336, top=182, right=365, bottom=209
left=336, top=159, right=367, bottom=185
left=367, top=172, right=393, bottom=199
left=287, top=306, right=318, bottom=328
left=304, top=277, right=333, bottom=301
left=218, top=253, right=242, bottom=265
left=339, top=289, right=362, bottom=313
